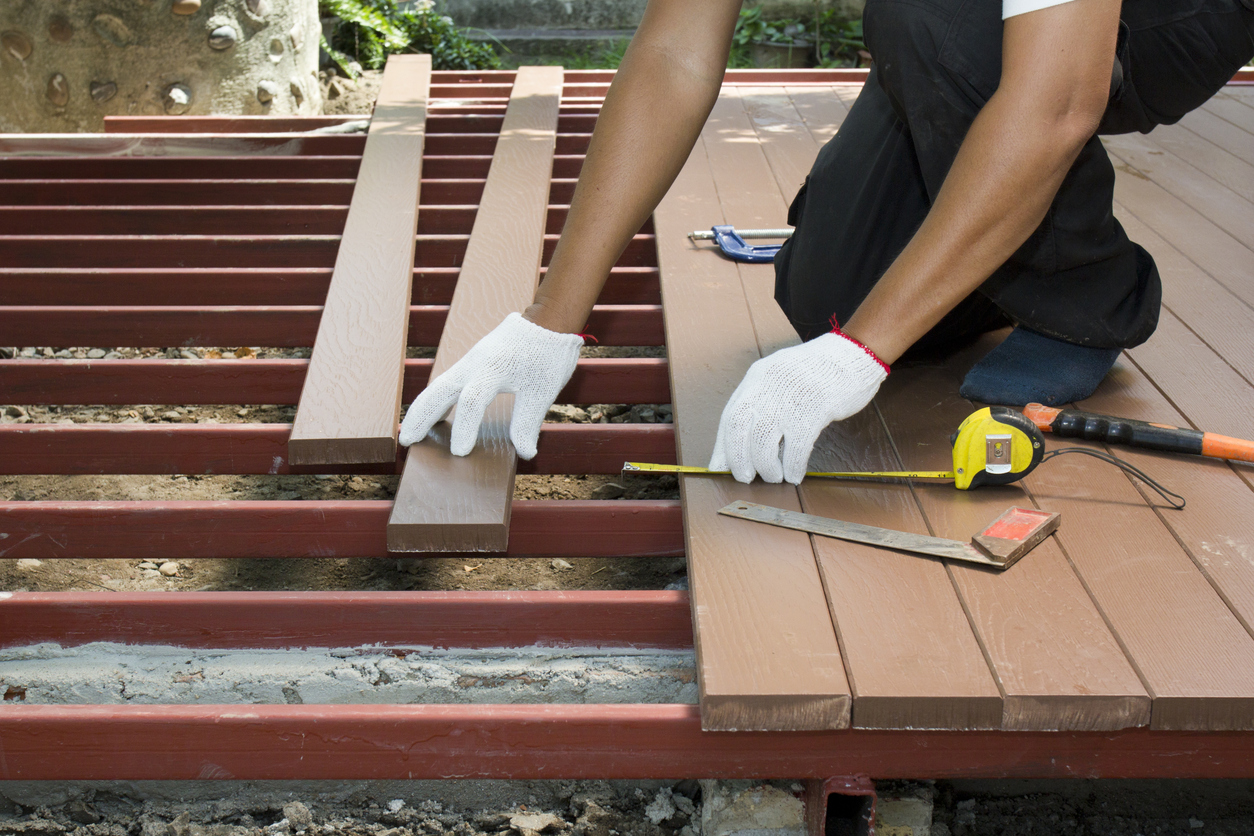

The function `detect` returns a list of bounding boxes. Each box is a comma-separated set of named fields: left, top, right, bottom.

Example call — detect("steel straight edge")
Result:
left=0, top=422, right=677, bottom=476
left=0, top=590, right=695, bottom=651
left=0, top=500, right=684, bottom=559
left=0, top=704, right=1251, bottom=781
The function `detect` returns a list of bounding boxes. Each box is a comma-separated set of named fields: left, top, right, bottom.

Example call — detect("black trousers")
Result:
left=773, top=0, right=1254, bottom=351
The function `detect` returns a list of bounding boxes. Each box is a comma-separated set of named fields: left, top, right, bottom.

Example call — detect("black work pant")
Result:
left=773, top=0, right=1254, bottom=351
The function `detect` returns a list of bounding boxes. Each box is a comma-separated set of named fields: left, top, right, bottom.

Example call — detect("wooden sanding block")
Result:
left=718, top=502, right=1061, bottom=570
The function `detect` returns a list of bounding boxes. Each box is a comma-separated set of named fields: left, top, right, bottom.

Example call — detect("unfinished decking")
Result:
left=1, top=68, right=1254, bottom=777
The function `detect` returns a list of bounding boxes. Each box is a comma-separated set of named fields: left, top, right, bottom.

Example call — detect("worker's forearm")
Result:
left=524, top=0, right=740, bottom=334
left=842, top=91, right=1096, bottom=364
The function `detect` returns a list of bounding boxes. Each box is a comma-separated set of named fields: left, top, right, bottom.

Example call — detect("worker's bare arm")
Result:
left=842, top=0, right=1122, bottom=364
left=523, top=0, right=743, bottom=335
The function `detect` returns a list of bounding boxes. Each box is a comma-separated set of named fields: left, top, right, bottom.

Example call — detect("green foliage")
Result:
left=319, top=0, right=499, bottom=77
left=558, top=38, right=631, bottom=71
left=728, top=5, right=866, bottom=69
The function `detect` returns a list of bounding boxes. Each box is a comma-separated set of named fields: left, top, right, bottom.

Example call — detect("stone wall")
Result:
left=0, top=0, right=321, bottom=133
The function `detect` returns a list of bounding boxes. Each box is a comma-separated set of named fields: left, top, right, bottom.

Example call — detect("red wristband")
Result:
left=829, top=318, right=890, bottom=376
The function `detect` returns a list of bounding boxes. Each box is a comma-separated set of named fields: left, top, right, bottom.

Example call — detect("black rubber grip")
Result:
left=1050, top=409, right=1204, bottom=455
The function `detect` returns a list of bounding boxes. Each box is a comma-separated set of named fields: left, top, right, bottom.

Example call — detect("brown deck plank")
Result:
left=878, top=367, right=1151, bottom=731
left=1005, top=350, right=1254, bottom=729
left=1076, top=358, right=1254, bottom=643
left=730, top=88, right=1004, bottom=730
left=286, top=55, right=431, bottom=465
left=1102, top=132, right=1254, bottom=248
left=784, top=86, right=850, bottom=145
left=1115, top=206, right=1254, bottom=387
left=1112, top=155, right=1254, bottom=310
left=655, top=129, right=850, bottom=732
left=387, top=66, right=563, bottom=553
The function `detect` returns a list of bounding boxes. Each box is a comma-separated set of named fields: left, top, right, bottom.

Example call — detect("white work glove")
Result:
left=399, top=312, right=584, bottom=459
left=708, top=328, right=890, bottom=484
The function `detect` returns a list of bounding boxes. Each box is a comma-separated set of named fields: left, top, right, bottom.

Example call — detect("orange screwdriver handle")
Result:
left=1024, top=403, right=1254, bottom=463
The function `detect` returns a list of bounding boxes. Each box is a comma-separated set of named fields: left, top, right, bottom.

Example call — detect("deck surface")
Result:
left=654, top=81, right=1254, bottom=732
left=1, top=70, right=1253, bottom=760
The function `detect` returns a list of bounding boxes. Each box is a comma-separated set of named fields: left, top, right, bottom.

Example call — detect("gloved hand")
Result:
left=708, top=327, right=889, bottom=484
left=398, top=312, right=584, bottom=459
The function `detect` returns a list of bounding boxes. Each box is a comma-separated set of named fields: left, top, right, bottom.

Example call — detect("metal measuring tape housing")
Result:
left=949, top=407, right=1046, bottom=490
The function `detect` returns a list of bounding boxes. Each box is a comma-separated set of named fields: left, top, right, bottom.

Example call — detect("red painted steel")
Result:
left=0, top=357, right=671, bottom=405
left=0, top=265, right=660, bottom=306
left=1, top=705, right=1251, bottom=781
left=0, top=590, right=694, bottom=650
left=0, top=422, right=677, bottom=476
left=0, top=500, right=684, bottom=559
left=0, top=232, right=654, bottom=269
left=0, top=304, right=664, bottom=348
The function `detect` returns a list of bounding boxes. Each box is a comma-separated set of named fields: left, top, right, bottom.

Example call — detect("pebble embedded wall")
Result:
left=0, top=0, right=322, bottom=132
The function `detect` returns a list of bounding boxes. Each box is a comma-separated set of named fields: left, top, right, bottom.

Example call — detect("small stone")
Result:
left=289, top=79, right=304, bottom=106
left=246, top=0, right=271, bottom=17
left=105, top=351, right=123, bottom=359
left=16, top=559, right=41, bottom=571
left=20, top=347, right=37, bottom=357
left=178, top=348, right=199, bottom=360
left=46, top=73, right=70, bottom=107
left=1, top=30, right=32, bottom=61
left=257, top=80, right=279, bottom=103
left=162, top=410, right=181, bottom=420
left=164, top=84, right=192, bottom=115
left=138, top=561, right=158, bottom=570
left=159, top=561, right=179, bottom=577
left=629, top=405, right=657, bottom=423
left=550, top=558, right=573, bottom=571
left=54, top=349, right=72, bottom=358
left=67, top=800, right=102, bottom=825
left=508, top=812, right=565, bottom=834
left=171, top=0, right=202, bottom=15
left=236, top=408, right=250, bottom=417
left=92, top=14, right=133, bottom=47
left=48, top=17, right=73, bottom=43
left=87, top=348, right=107, bottom=359
left=208, top=26, right=237, bottom=50
left=591, top=482, right=626, bottom=500
left=546, top=404, right=589, bottom=423
left=282, top=802, right=313, bottom=833
left=289, top=23, right=304, bottom=52
left=4, top=405, right=26, bottom=418
left=1190, top=820, right=1205, bottom=830
left=387, top=800, right=405, bottom=813
left=90, top=81, right=118, bottom=104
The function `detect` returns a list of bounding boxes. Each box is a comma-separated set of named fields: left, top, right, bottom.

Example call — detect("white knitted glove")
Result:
left=399, top=312, right=584, bottom=459
left=708, top=329, right=889, bottom=484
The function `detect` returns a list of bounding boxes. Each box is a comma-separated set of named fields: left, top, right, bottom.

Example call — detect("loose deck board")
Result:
left=387, top=66, right=563, bottom=553
left=288, top=54, right=431, bottom=465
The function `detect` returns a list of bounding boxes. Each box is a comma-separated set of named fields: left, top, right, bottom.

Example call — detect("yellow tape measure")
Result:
left=622, top=407, right=1046, bottom=490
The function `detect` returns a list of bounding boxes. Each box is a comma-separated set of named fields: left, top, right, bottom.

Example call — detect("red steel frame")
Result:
left=3, top=68, right=1254, bottom=784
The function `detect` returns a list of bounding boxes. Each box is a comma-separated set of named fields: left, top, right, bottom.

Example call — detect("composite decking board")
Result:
left=0, top=156, right=365, bottom=179
left=287, top=54, right=432, bottom=466
left=1111, top=153, right=1254, bottom=311
left=996, top=352, right=1254, bottom=730
left=654, top=134, right=850, bottom=732
left=387, top=66, right=564, bottom=553
left=876, top=367, right=1151, bottom=731
left=783, top=85, right=851, bottom=145
left=1074, top=355, right=1254, bottom=642
left=1203, top=92, right=1254, bottom=135
left=1177, top=106, right=1254, bottom=189
left=1102, top=132, right=1254, bottom=249
left=1138, top=121, right=1254, bottom=206
left=0, top=206, right=352, bottom=236
left=726, top=88, right=1003, bottom=730
left=1115, top=207, right=1254, bottom=386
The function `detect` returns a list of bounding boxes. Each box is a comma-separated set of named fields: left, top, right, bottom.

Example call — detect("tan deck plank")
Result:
left=288, top=55, right=431, bottom=465
left=1202, top=91, right=1254, bottom=135
left=1141, top=121, right=1254, bottom=205
left=877, top=367, right=1150, bottom=731
left=387, top=66, right=563, bottom=553
left=1115, top=206, right=1254, bottom=387
left=730, top=89, right=1004, bottom=730
left=655, top=132, right=850, bottom=732
left=1102, top=132, right=1254, bottom=248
